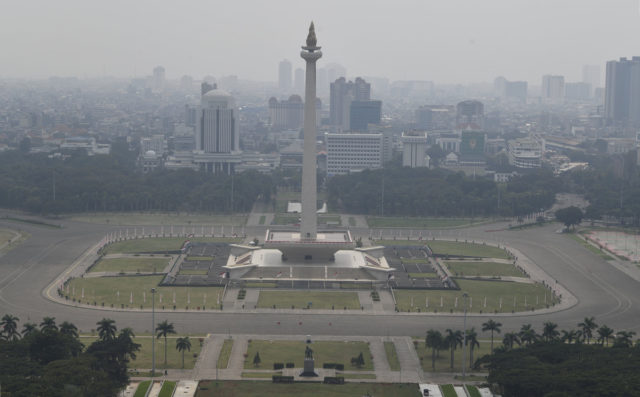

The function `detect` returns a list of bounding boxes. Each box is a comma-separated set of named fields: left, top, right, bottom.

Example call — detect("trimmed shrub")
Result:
left=273, top=363, right=284, bottom=370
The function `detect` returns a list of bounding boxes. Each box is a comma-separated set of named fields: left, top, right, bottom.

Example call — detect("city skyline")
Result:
left=1, top=0, right=638, bottom=84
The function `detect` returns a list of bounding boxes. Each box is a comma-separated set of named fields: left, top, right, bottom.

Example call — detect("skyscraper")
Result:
left=330, top=77, right=371, bottom=130
left=456, top=100, right=484, bottom=130
left=605, top=56, right=640, bottom=128
left=541, top=75, right=565, bottom=100
left=582, top=65, right=601, bottom=90
left=278, top=59, right=292, bottom=92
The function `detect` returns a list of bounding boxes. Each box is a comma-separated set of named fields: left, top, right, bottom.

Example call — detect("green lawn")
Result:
left=178, top=269, right=209, bottom=275
left=427, top=241, right=510, bottom=259
left=66, top=276, right=223, bottom=309
left=367, top=217, right=487, bottom=228
left=89, top=257, right=171, bottom=273
left=466, top=385, right=482, bottom=397
left=195, top=381, right=421, bottom=397
left=70, top=212, right=247, bottom=226
left=134, top=380, right=151, bottom=397
left=413, top=337, right=493, bottom=372
left=394, top=279, right=556, bottom=313
left=348, top=217, right=356, bottom=227
left=408, top=272, right=439, bottom=279
left=401, top=258, right=430, bottom=264
left=0, top=229, right=17, bottom=243
left=375, top=239, right=428, bottom=246
left=444, top=261, right=525, bottom=278
left=566, top=233, right=614, bottom=260
left=257, top=291, right=360, bottom=310
left=104, top=237, right=241, bottom=254
left=319, top=215, right=341, bottom=225
left=240, top=372, right=280, bottom=378
left=384, top=341, right=401, bottom=371
left=81, top=335, right=203, bottom=370
left=340, top=373, right=377, bottom=379
left=259, top=215, right=266, bottom=225
left=244, top=340, right=374, bottom=371
left=272, top=214, right=301, bottom=225
left=158, top=381, right=176, bottom=397
left=217, top=339, right=234, bottom=369
left=440, top=384, right=457, bottom=397
left=186, top=256, right=214, bottom=261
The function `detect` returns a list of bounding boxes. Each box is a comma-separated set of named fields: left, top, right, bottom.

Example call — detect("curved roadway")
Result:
left=0, top=218, right=638, bottom=337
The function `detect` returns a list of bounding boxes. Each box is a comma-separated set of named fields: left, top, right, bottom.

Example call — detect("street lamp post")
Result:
left=151, top=288, right=156, bottom=378
left=462, top=293, right=468, bottom=378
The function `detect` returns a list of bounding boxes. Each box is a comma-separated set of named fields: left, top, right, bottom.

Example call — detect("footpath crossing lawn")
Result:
left=244, top=340, right=374, bottom=371
left=195, top=381, right=421, bottom=397
left=444, top=261, right=524, bottom=278
left=66, top=276, right=223, bottom=310
left=89, top=257, right=171, bottom=273
left=217, top=339, right=234, bottom=369
left=394, top=279, right=555, bottom=313
left=257, top=291, right=361, bottom=310
left=427, top=241, right=510, bottom=259
left=104, top=237, right=241, bottom=254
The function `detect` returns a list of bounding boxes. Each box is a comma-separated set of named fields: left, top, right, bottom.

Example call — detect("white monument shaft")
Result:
left=300, top=24, right=322, bottom=240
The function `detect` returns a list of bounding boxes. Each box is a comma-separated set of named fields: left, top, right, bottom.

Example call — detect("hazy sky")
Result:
left=1, top=0, right=639, bottom=84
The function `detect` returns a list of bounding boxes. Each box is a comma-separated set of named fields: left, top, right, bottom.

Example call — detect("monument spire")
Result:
left=300, top=22, right=322, bottom=240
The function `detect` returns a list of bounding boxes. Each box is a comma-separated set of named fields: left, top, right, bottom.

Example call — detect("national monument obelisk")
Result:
left=300, top=22, right=322, bottom=241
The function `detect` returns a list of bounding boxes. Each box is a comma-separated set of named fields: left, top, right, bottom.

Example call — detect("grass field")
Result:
left=348, top=217, right=356, bottom=227
left=567, top=233, right=614, bottom=260
left=134, top=380, right=151, bottom=397
left=402, top=258, right=430, bottom=263
left=178, top=269, right=209, bottom=275
left=240, top=372, right=280, bottom=378
left=272, top=214, right=300, bottom=225
left=256, top=291, right=360, bottom=310
left=158, top=381, right=176, bottom=397
left=427, top=241, right=510, bottom=259
left=80, top=335, right=203, bottom=369
left=244, top=340, right=374, bottom=371
left=89, top=257, right=171, bottom=273
left=70, top=212, right=247, bottom=226
left=104, top=237, right=241, bottom=254
left=186, top=256, right=214, bottom=261
left=375, top=239, right=429, bottom=246
left=66, top=276, right=223, bottom=310
left=367, top=217, right=487, bottom=229
left=0, top=229, right=17, bottom=243
left=413, top=337, right=493, bottom=372
left=259, top=215, right=266, bottom=225
left=384, top=341, right=401, bottom=371
left=466, top=385, right=482, bottom=397
left=394, top=279, right=556, bottom=313
left=440, top=384, right=457, bottom=397
left=217, top=339, right=234, bottom=369
left=408, top=272, right=439, bottom=278
left=195, top=381, right=421, bottom=397
left=444, top=261, right=524, bottom=278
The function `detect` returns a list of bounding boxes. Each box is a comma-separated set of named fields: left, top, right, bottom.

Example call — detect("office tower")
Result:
left=279, top=59, right=292, bottom=92
left=195, top=88, right=240, bottom=173
left=604, top=56, right=640, bottom=127
left=330, top=77, right=371, bottom=129
left=401, top=132, right=429, bottom=168
left=268, top=95, right=304, bottom=130
left=415, top=105, right=455, bottom=130
left=300, top=22, right=322, bottom=240
left=541, top=75, right=565, bottom=99
left=325, top=132, right=383, bottom=175
left=349, top=100, right=382, bottom=131
left=326, top=63, right=346, bottom=83
left=294, top=68, right=304, bottom=94
left=456, top=100, right=484, bottom=130
left=152, top=66, right=165, bottom=93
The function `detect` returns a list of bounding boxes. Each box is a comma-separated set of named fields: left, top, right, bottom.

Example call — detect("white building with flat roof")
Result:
left=401, top=131, right=429, bottom=167
left=508, top=138, right=542, bottom=168
left=325, top=132, right=383, bottom=175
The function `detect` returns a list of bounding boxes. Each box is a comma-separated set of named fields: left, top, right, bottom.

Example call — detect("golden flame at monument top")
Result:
left=306, top=22, right=317, bottom=48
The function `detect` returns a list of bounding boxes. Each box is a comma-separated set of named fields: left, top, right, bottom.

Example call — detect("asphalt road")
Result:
left=1, top=217, right=638, bottom=337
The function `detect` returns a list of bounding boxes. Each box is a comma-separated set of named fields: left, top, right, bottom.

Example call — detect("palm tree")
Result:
left=40, top=317, right=58, bottom=332
left=561, top=329, right=580, bottom=344
left=96, top=318, right=117, bottom=341
left=21, top=322, right=37, bottom=337
left=613, top=331, right=636, bottom=348
left=176, top=337, right=192, bottom=369
left=578, top=317, right=597, bottom=344
left=156, top=320, right=176, bottom=367
left=60, top=321, right=79, bottom=338
left=502, top=332, right=521, bottom=350
left=597, top=325, right=614, bottom=346
left=118, top=328, right=140, bottom=361
left=482, top=319, right=502, bottom=354
left=466, top=328, right=480, bottom=368
left=1, top=314, right=20, bottom=341
left=542, top=322, right=559, bottom=342
left=444, top=329, right=463, bottom=370
left=425, top=329, right=443, bottom=371
left=519, top=324, right=537, bottom=345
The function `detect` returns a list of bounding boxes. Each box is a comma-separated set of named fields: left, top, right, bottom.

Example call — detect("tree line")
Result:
left=0, top=314, right=192, bottom=396
left=424, top=316, right=638, bottom=397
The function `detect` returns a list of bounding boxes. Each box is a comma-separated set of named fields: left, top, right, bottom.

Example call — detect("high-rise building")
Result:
left=582, top=64, right=601, bottom=90
left=278, top=59, right=292, bottom=92
left=194, top=88, right=241, bottom=173
left=401, top=132, right=429, bottom=168
left=415, top=105, right=454, bottom=130
left=494, top=77, right=528, bottom=102
left=325, top=132, right=383, bottom=175
left=349, top=100, right=382, bottom=131
left=456, top=100, right=484, bottom=130
left=152, top=66, right=165, bottom=93
left=541, top=75, right=565, bottom=100
left=330, top=77, right=372, bottom=129
left=604, top=56, right=640, bottom=127
left=268, top=95, right=304, bottom=130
